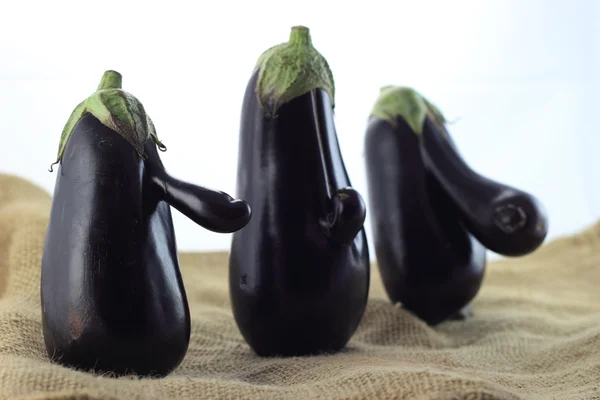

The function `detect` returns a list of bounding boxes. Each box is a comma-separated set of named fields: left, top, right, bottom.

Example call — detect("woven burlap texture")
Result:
left=0, top=172, right=599, bottom=400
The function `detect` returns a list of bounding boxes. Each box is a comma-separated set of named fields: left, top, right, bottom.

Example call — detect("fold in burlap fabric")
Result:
left=1, top=173, right=599, bottom=400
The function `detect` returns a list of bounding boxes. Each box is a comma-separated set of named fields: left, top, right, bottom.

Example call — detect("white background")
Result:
left=1, top=0, right=598, bottom=259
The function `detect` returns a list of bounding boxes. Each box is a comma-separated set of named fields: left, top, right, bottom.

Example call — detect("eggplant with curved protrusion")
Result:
left=365, top=87, right=486, bottom=325
left=418, top=115, right=548, bottom=257
left=41, top=70, right=251, bottom=377
left=229, top=26, right=370, bottom=357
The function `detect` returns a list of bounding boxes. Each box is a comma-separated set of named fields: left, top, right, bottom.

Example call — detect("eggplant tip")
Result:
left=321, top=188, right=366, bottom=245
left=218, top=199, right=252, bottom=233
left=493, top=204, right=528, bottom=234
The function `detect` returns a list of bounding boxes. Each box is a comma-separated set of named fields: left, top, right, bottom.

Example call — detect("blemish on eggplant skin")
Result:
left=97, top=138, right=113, bottom=150
left=68, top=310, right=86, bottom=340
left=241, top=274, right=248, bottom=285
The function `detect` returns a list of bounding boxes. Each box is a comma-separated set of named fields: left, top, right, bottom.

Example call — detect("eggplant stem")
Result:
left=97, top=70, right=123, bottom=91
left=254, top=25, right=334, bottom=116
left=288, top=26, right=312, bottom=46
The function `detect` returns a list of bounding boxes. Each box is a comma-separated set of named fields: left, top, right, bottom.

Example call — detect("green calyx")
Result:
left=370, top=86, right=446, bottom=134
left=54, top=70, right=165, bottom=164
left=255, top=26, right=335, bottom=116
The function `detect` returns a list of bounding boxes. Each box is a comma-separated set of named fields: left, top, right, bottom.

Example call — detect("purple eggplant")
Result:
left=41, top=71, right=251, bottom=377
left=365, top=87, right=486, bottom=324
left=229, top=27, right=370, bottom=356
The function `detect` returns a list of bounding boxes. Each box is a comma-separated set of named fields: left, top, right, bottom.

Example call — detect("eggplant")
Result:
left=229, top=26, right=370, bottom=357
left=365, top=87, right=487, bottom=325
left=418, top=114, right=549, bottom=257
left=41, top=71, right=251, bottom=377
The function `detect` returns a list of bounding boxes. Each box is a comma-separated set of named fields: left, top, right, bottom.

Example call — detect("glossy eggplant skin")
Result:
left=229, top=70, right=370, bottom=357
left=420, top=118, right=548, bottom=256
left=151, top=162, right=252, bottom=234
left=364, top=116, right=486, bottom=326
left=41, top=113, right=188, bottom=376
left=41, top=113, right=250, bottom=377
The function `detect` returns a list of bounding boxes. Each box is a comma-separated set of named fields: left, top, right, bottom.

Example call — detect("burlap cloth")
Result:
left=1, top=172, right=599, bottom=400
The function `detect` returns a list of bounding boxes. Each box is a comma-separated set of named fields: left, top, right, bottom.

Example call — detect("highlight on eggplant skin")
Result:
left=364, top=113, right=486, bottom=326
left=229, top=26, right=370, bottom=357
left=41, top=70, right=251, bottom=377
